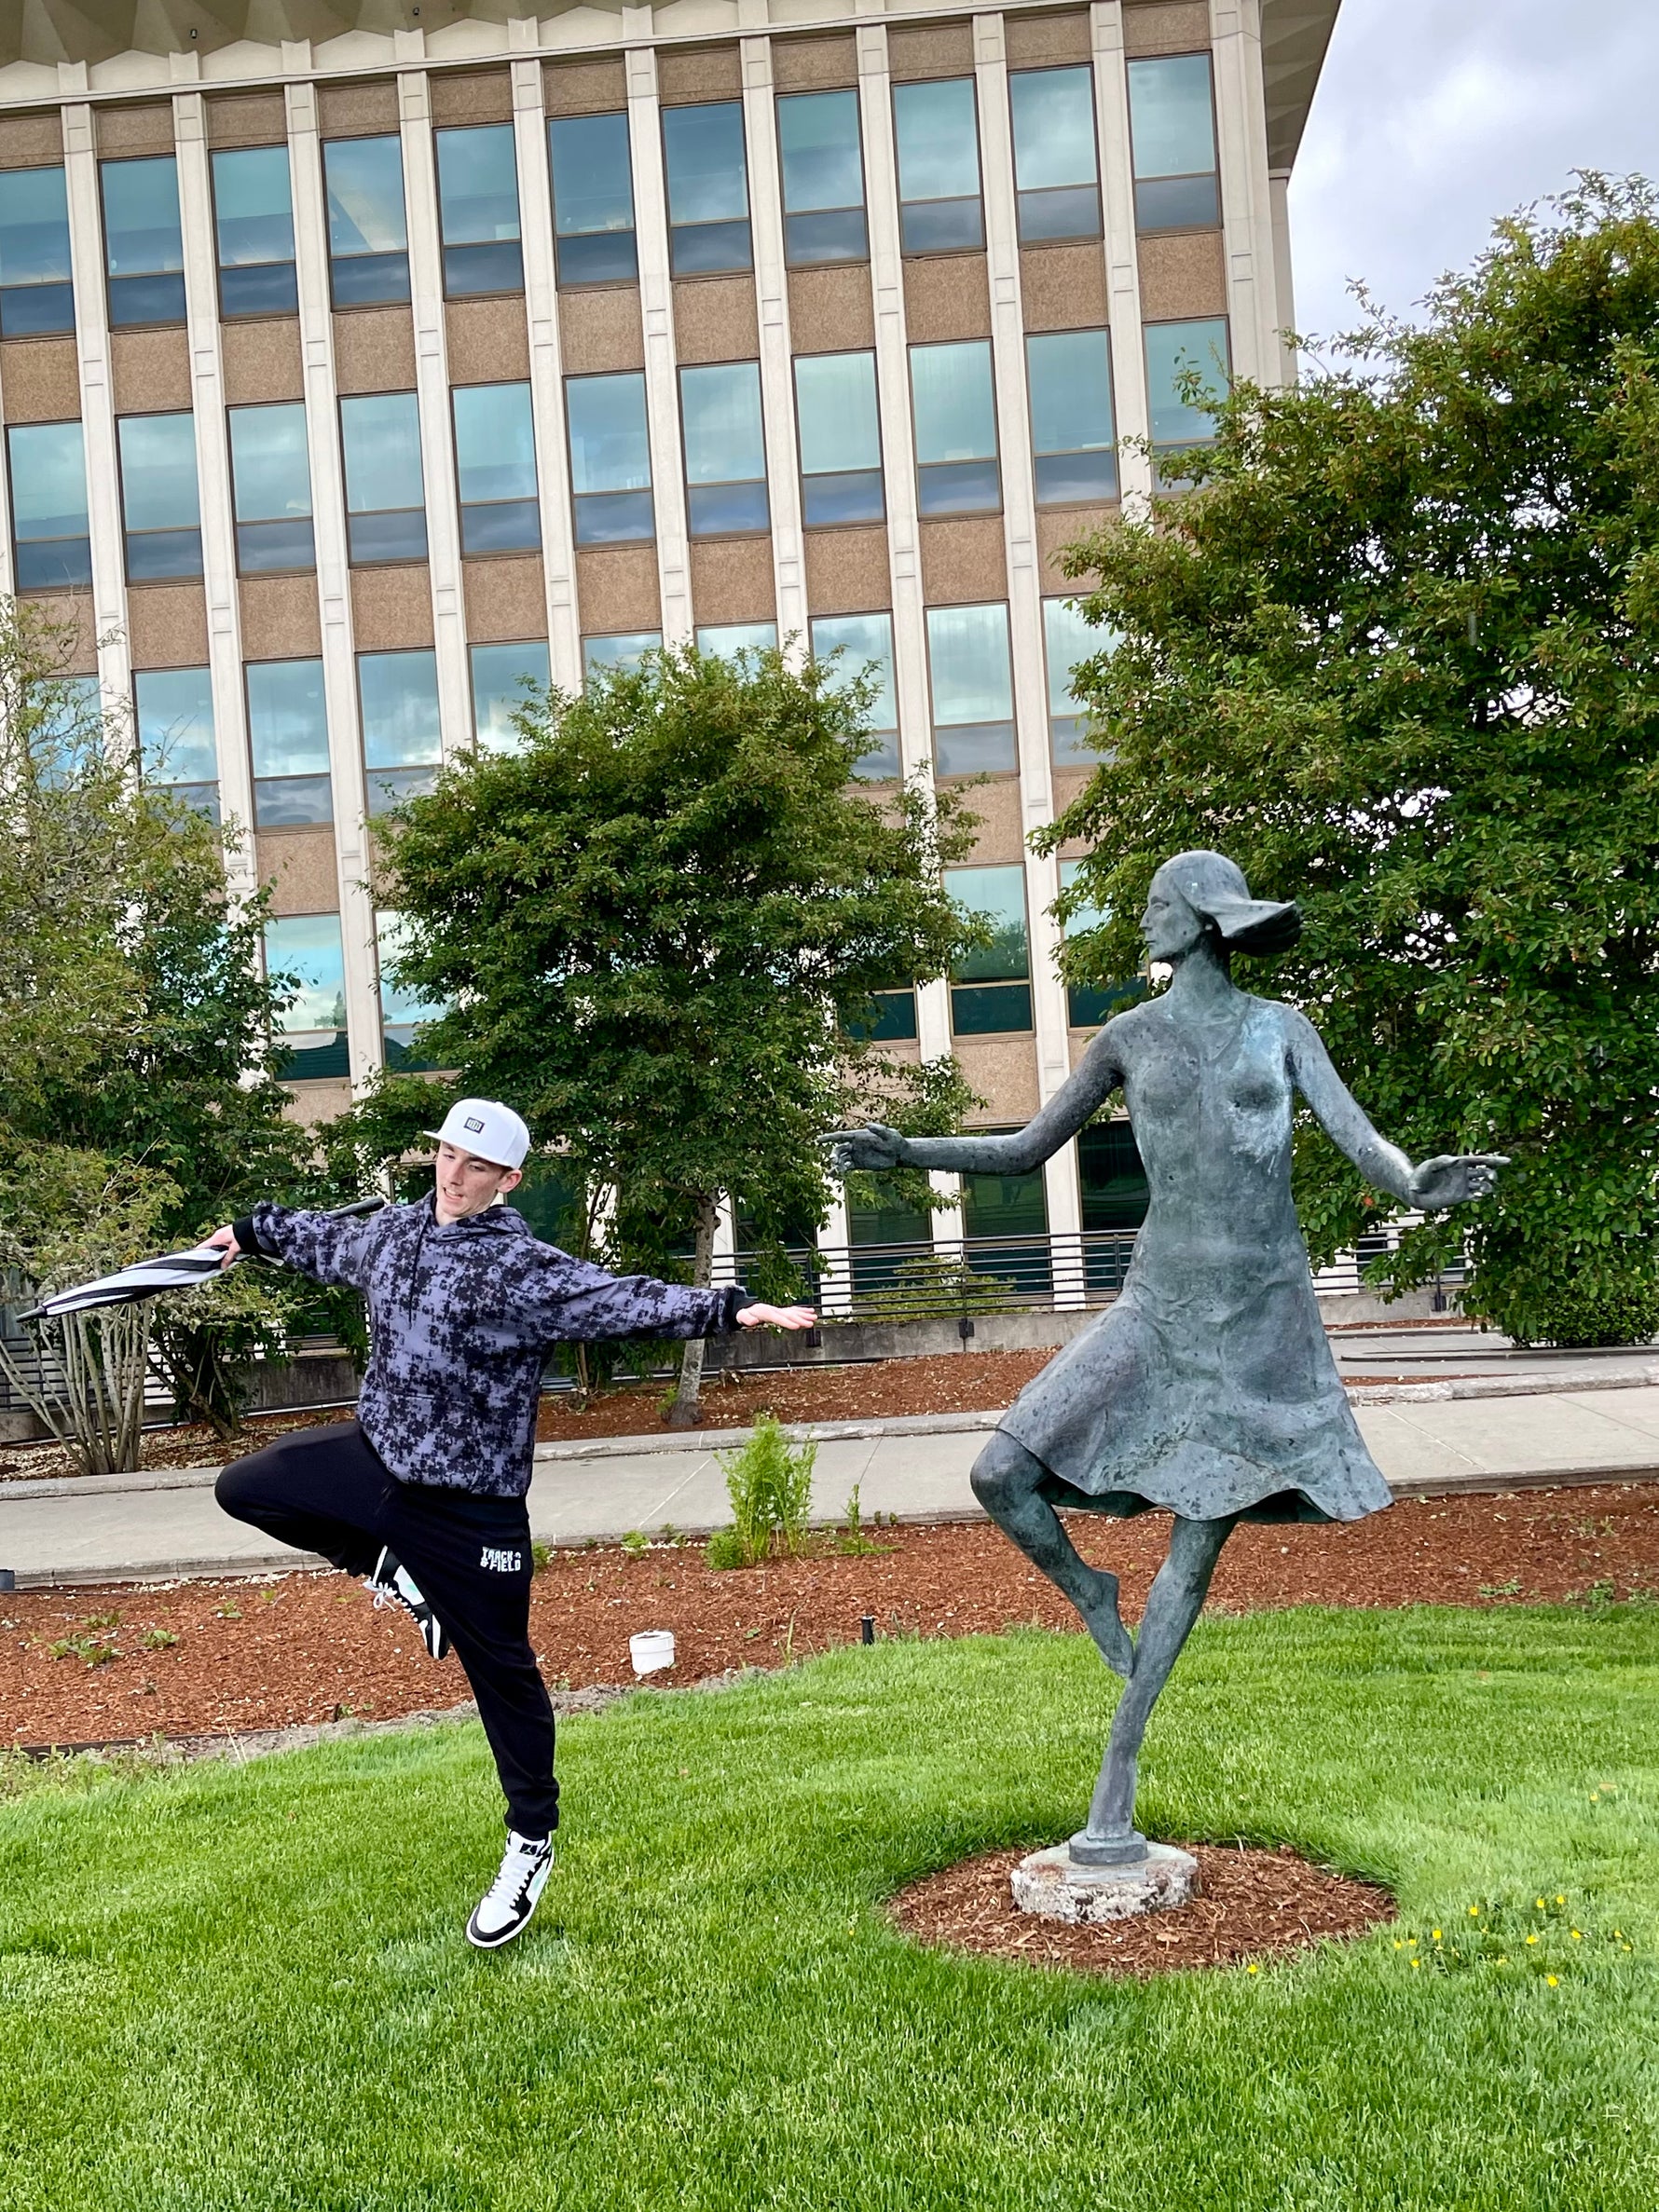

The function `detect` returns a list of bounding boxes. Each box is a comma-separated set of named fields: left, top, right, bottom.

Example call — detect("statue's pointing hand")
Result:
left=818, top=1123, right=909, bottom=1174
left=1407, top=1154, right=1510, bottom=1210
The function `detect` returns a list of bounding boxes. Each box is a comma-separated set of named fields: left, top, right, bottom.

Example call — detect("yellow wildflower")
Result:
left=1546, top=1974, right=1559, bottom=1987
left=1526, top=1934, right=1539, bottom=1946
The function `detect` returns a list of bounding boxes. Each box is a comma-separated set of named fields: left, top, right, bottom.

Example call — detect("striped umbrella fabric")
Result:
left=19, top=1200, right=385, bottom=1322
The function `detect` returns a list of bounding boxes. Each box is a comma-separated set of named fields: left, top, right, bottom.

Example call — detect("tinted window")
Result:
left=549, top=113, right=637, bottom=285
left=777, top=90, right=867, bottom=265
left=0, top=166, right=73, bottom=335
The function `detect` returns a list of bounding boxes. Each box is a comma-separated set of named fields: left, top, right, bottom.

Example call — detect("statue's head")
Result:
left=1142, top=852, right=1301, bottom=963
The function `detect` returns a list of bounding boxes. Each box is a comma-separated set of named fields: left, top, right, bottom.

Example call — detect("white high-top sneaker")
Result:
left=467, top=1832, right=555, bottom=1948
left=364, top=1546, right=449, bottom=1661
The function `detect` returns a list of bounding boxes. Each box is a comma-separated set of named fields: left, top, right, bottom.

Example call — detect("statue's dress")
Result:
left=1000, top=993, right=1393, bottom=1525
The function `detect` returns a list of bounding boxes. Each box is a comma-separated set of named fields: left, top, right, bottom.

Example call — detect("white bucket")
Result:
left=629, top=1629, right=676, bottom=1676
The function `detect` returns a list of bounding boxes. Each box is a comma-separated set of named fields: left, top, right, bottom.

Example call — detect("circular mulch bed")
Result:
left=890, top=1840, right=1395, bottom=1978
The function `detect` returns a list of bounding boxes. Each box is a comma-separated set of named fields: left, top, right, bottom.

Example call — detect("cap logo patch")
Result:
left=464, top=1116, right=485, bottom=1132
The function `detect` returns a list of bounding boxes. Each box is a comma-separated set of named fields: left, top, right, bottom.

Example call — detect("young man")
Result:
left=212, top=1099, right=814, bottom=1948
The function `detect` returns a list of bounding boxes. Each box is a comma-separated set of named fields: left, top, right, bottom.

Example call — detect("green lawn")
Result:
left=4, top=1605, right=1659, bottom=2210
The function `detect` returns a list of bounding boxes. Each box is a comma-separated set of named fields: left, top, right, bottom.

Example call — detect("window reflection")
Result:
left=212, top=147, right=296, bottom=319
left=811, top=610, right=899, bottom=781
left=359, top=649, right=442, bottom=814
left=1027, top=329, right=1117, bottom=506
left=248, top=658, right=330, bottom=827
left=1008, top=67, right=1101, bottom=244
left=892, top=80, right=983, bottom=253
left=435, top=125, right=523, bottom=297
left=471, top=640, right=551, bottom=752
left=7, top=420, right=90, bottom=591
left=0, top=167, right=73, bottom=336
left=135, top=663, right=219, bottom=821
left=103, top=157, right=185, bottom=327
left=566, top=372, right=653, bottom=545
left=324, top=137, right=411, bottom=307
left=549, top=113, right=638, bottom=285
left=910, top=340, right=1000, bottom=516
left=118, top=413, right=202, bottom=582
left=662, top=102, right=751, bottom=275
left=1127, top=55, right=1220, bottom=232
left=266, top=912, right=349, bottom=1079
left=777, top=91, right=867, bottom=265
left=228, top=403, right=314, bottom=575
left=945, top=862, right=1032, bottom=1033
left=341, top=391, right=427, bottom=564
left=794, top=351, right=884, bottom=526
left=680, top=362, right=769, bottom=537
left=452, top=383, right=540, bottom=554
left=926, top=602, right=1015, bottom=776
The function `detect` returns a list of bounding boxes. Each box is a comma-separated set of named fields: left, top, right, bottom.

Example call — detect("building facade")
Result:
left=0, top=0, right=1337, bottom=1266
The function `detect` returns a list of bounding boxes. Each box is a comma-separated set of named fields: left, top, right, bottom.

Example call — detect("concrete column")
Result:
left=173, top=91, right=256, bottom=890
left=286, top=80, right=381, bottom=1089
left=973, top=14, right=1074, bottom=1185
left=713, top=1194, right=737, bottom=1285
left=741, top=34, right=807, bottom=655
left=1090, top=2, right=1152, bottom=509
left=857, top=20, right=952, bottom=1071
left=1268, top=168, right=1296, bottom=385
left=624, top=25, right=692, bottom=645
left=512, top=44, right=583, bottom=693
left=1209, top=0, right=1283, bottom=387
left=61, top=102, right=130, bottom=714
left=817, top=1182, right=853, bottom=1318
left=398, top=57, right=472, bottom=755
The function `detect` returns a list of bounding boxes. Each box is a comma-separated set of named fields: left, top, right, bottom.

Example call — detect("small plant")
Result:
left=140, top=1627, right=179, bottom=1651
left=213, top=1603, right=242, bottom=1620
left=620, top=1529, right=651, bottom=1557
left=1478, top=1578, right=1522, bottom=1598
left=84, top=1608, right=121, bottom=1631
left=48, top=1635, right=117, bottom=1667
left=835, top=1482, right=889, bottom=1558
left=705, top=1413, right=816, bottom=1568
left=530, top=1540, right=552, bottom=1575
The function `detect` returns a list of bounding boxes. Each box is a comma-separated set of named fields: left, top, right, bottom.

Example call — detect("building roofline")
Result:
left=1261, top=0, right=1342, bottom=172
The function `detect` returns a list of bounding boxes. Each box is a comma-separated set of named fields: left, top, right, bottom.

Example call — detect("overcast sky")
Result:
left=1287, top=0, right=1659, bottom=349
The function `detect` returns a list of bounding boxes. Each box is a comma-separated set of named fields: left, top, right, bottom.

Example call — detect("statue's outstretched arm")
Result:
left=890, top=1020, right=1129, bottom=1177
left=1286, top=1011, right=1509, bottom=1211
left=1284, top=1009, right=1417, bottom=1203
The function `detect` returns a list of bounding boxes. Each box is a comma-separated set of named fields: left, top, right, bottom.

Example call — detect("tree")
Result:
left=368, top=641, right=980, bottom=1419
left=0, top=600, right=313, bottom=1464
left=1042, top=179, right=1659, bottom=1345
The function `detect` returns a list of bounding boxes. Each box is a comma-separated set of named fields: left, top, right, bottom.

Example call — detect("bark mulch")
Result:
left=891, top=1841, right=1395, bottom=1978
left=6, top=1483, right=1659, bottom=1749
left=0, top=1353, right=1050, bottom=1484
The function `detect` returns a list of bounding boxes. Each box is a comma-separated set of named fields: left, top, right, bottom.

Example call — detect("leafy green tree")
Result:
left=366, top=641, right=980, bottom=1418
left=0, top=600, right=313, bottom=1459
left=1043, top=180, right=1659, bottom=1345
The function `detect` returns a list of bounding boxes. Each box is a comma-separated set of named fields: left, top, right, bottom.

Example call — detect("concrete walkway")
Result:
left=4, top=1367, right=1659, bottom=1588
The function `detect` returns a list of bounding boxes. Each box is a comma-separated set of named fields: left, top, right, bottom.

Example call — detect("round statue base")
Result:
left=1011, top=1840, right=1200, bottom=1925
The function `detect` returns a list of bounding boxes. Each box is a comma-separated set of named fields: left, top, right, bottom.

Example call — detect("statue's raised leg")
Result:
left=1072, top=1511, right=1239, bottom=1865
left=970, top=1432, right=1134, bottom=1677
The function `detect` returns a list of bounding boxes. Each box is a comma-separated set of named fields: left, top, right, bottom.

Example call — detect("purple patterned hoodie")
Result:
left=234, top=1197, right=748, bottom=1497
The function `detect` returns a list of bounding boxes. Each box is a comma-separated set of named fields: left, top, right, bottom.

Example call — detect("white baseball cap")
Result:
left=423, top=1098, right=531, bottom=1170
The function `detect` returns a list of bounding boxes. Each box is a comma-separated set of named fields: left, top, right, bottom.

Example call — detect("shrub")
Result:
left=1512, top=1273, right=1659, bottom=1350
left=706, top=1413, right=816, bottom=1568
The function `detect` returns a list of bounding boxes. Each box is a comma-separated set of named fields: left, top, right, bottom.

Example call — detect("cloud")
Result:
left=1286, top=0, right=1659, bottom=343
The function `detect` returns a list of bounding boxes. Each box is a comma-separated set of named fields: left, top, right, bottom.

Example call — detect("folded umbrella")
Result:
left=18, top=1199, right=386, bottom=1323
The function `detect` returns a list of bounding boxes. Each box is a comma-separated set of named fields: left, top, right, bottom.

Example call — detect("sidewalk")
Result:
left=3, top=1368, right=1659, bottom=1589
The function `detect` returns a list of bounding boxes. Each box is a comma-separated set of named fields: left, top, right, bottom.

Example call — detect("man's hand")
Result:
left=207, top=1224, right=240, bottom=1273
left=1407, top=1154, right=1510, bottom=1210
left=735, top=1303, right=817, bottom=1331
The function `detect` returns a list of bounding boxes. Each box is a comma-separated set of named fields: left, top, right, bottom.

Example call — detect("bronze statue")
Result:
left=830, top=852, right=1505, bottom=1865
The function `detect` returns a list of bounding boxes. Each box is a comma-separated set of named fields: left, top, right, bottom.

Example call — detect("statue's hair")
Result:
left=1152, top=851, right=1301, bottom=956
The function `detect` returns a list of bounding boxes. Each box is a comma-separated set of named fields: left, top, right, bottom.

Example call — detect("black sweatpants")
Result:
left=215, top=1422, right=557, bottom=1837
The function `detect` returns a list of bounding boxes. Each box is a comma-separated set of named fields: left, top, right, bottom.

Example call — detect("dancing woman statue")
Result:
left=830, top=853, right=1505, bottom=1865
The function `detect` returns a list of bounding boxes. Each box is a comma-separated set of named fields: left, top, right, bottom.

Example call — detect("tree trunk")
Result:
left=666, top=1193, right=719, bottom=1430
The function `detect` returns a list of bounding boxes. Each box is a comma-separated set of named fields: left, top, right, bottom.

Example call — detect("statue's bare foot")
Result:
left=1077, top=1568, right=1134, bottom=1678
